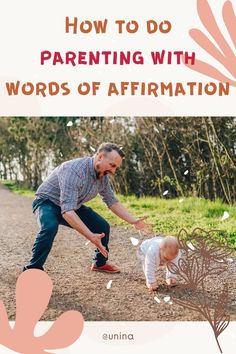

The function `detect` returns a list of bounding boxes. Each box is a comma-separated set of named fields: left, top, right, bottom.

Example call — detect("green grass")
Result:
left=2, top=180, right=236, bottom=248
left=1, top=180, right=35, bottom=197
left=88, top=196, right=236, bottom=247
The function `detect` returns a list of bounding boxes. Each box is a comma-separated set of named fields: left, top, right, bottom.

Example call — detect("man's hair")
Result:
left=96, top=142, right=125, bottom=158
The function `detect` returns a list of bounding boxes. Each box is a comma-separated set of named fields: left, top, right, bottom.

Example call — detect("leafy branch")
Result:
left=168, top=228, right=233, bottom=353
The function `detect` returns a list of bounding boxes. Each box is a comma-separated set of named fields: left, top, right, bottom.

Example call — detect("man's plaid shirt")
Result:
left=36, top=157, right=118, bottom=214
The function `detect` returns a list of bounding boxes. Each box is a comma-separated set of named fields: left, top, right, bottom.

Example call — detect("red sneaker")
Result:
left=91, top=262, right=120, bottom=273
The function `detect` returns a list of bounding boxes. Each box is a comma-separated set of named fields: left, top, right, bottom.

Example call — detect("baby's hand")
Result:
left=166, top=278, right=177, bottom=287
left=146, top=282, right=158, bottom=291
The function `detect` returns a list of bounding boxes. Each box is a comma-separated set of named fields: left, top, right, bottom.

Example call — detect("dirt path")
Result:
left=0, top=185, right=235, bottom=321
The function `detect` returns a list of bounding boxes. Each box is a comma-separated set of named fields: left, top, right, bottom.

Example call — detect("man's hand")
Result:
left=133, top=217, right=154, bottom=235
left=146, top=282, right=158, bottom=291
left=166, top=278, right=177, bottom=287
left=110, top=203, right=154, bottom=235
left=63, top=211, right=109, bottom=258
left=91, top=233, right=108, bottom=258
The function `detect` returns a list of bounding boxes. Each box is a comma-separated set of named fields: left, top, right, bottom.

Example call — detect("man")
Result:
left=24, top=143, right=152, bottom=273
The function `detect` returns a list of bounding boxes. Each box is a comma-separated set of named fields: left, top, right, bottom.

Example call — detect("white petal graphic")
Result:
left=220, top=211, right=229, bottom=221
left=130, top=237, right=139, bottom=246
left=154, top=296, right=161, bottom=304
left=66, top=121, right=73, bottom=127
left=187, top=242, right=195, bottom=250
left=164, top=296, right=171, bottom=302
left=106, top=280, right=113, bottom=289
left=184, top=170, right=189, bottom=175
left=163, top=190, right=168, bottom=196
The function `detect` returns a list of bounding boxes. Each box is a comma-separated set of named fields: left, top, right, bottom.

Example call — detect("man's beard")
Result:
left=96, top=171, right=102, bottom=179
left=95, top=165, right=104, bottom=179
left=95, top=168, right=110, bottom=179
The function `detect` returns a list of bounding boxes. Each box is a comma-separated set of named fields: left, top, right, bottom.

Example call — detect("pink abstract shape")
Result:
left=186, top=0, right=236, bottom=86
left=0, top=269, right=84, bottom=354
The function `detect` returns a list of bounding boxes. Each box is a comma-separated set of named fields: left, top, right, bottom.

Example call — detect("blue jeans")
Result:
left=24, top=199, right=110, bottom=270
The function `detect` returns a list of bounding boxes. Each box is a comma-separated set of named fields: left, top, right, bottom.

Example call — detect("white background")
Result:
left=0, top=322, right=236, bottom=354
left=0, top=0, right=236, bottom=115
left=0, top=1, right=235, bottom=353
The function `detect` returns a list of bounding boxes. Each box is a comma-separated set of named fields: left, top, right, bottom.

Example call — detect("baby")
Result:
left=137, top=235, right=181, bottom=291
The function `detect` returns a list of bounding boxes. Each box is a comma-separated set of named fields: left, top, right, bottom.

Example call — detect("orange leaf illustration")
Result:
left=0, top=269, right=84, bottom=354
left=186, top=0, right=236, bottom=86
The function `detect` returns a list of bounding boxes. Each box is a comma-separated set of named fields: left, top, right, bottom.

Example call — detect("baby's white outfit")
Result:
left=137, top=236, right=181, bottom=284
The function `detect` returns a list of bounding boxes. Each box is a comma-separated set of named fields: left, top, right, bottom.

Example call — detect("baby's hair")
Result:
left=160, top=236, right=179, bottom=254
